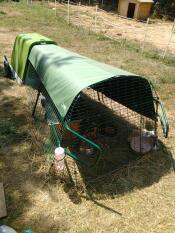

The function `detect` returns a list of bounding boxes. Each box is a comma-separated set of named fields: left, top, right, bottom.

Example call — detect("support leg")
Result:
left=32, top=90, right=40, bottom=117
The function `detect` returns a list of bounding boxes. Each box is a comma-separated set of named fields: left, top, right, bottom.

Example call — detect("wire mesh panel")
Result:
left=64, top=77, right=157, bottom=177
left=25, top=62, right=160, bottom=181
left=25, top=86, right=62, bottom=165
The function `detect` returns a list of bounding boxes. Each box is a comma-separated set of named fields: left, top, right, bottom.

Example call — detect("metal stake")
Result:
left=55, top=0, right=57, bottom=16
left=94, top=5, right=98, bottom=31
left=141, top=17, right=150, bottom=52
left=68, top=0, right=70, bottom=24
left=163, top=18, right=175, bottom=59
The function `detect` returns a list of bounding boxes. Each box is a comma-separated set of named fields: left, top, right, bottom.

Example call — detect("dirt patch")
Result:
left=0, top=28, right=19, bottom=42
left=2, top=9, right=23, bottom=17
left=0, top=27, right=20, bottom=57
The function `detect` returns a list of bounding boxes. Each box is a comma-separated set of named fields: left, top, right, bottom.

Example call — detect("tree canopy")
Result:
left=154, top=0, right=175, bottom=18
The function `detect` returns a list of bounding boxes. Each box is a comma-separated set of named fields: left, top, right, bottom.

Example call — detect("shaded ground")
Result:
left=0, top=2, right=175, bottom=233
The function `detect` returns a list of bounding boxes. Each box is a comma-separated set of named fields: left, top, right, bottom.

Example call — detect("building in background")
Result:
left=118, top=0, right=153, bottom=20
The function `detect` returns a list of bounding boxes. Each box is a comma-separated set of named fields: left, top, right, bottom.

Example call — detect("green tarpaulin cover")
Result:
left=28, top=44, right=143, bottom=119
left=11, top=33, right=56, bottom=80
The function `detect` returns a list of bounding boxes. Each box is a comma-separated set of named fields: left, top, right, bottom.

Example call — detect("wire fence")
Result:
left=40, top=0, right=175, bottom=59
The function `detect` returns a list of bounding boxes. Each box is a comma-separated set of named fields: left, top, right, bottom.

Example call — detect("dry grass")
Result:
left=0, top=1, right=175, bottom=233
